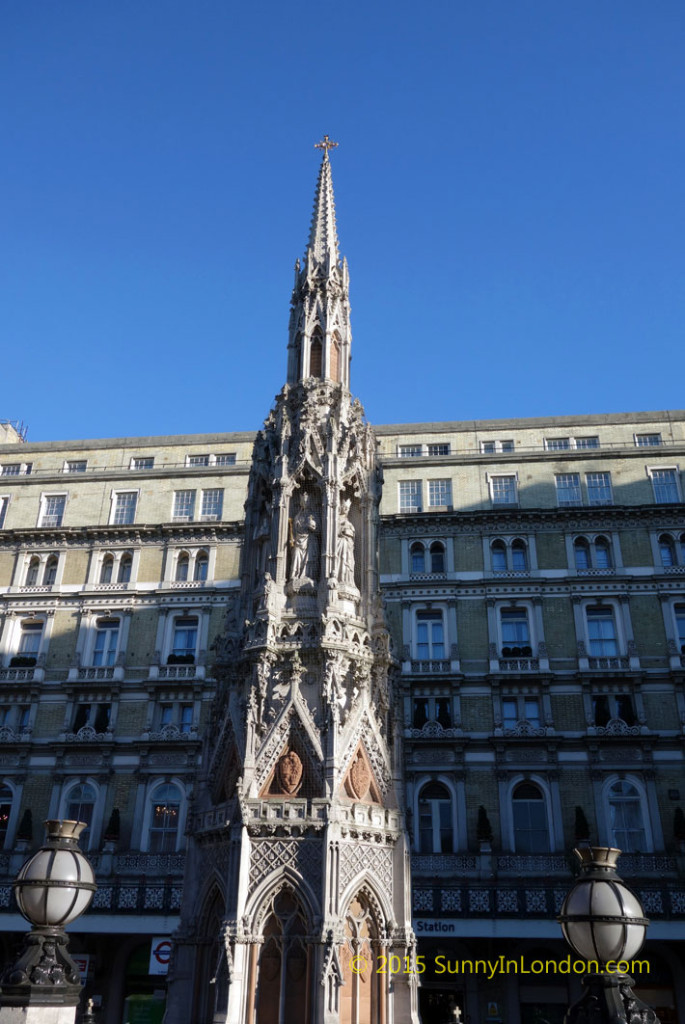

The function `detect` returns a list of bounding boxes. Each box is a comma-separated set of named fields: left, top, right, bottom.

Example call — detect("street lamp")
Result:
left=0, top=820, right=97, bottom=1018
left=558, top=846, right=659, bottom=1024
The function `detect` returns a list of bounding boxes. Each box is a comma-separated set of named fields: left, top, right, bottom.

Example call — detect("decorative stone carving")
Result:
left=348, top=751, right=371, bottom=800
left=336, top=497, right=356, bottom=586
left=275, top=750, right=303, bottom=795
left=289, top=494, right=319, bottom=583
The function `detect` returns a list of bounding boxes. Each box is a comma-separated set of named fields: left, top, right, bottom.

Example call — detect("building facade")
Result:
left=0, top=152, right=684, bottom=1024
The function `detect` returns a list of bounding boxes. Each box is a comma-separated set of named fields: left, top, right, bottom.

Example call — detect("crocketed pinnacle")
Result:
left=306, top=149, right=340, bottom=265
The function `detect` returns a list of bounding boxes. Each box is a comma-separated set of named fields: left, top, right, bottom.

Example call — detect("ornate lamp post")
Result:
left=558, top=846, right=659, bottom=1024
left=0, top=820, right=97, bottom=1022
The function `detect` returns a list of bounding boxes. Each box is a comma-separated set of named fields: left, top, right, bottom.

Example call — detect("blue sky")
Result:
left=2, top=1, right=684, bottom=441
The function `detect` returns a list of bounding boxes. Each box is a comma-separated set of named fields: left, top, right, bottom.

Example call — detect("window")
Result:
left=430, top=542, right=445, bottom=573
left=93, top=618, right=119, bottom=667
left=410, top=542, right=425, bottom=573
left=399, top=481, right=422, bottom=512
left=586, top=606, right=618, bottom=657
left=649, top=468, right=680, bottom=504
left=592, top=694, right=636, bottom=727
left=187, top=454, right=210, bottom=467
left=17, top=620, right=43, bottom=660
left=65, top=783, right=96, bottom=849
left=502, top=697, right=540, bottom=730
left=0, top=786, right=12, bottom=846
left=111, top=491, right=138, bottom=525
left=545, top=435, right=599, bottom=450
left=100, top=555, right=114, bottom=584
left=674, top=604, right=685, bottom=651
left=416, top=611, right=445, bottom=661
left=0, top=496, right=8, bottom=528
left=574, top=436, right=600, bottom=449
left=171, top=616, right=198, bottom=661
left=180, top=704, right=193, bottom=733
left=43, top=555, right=58, bottom=585
left=25, top=557, right=40, bottom=586
left=635, top=433, right=661, bottom=447
left=428, top=479, right=451, bottom=508
left=594, top=536, right=611, bottom=568
left=1, top=462, right=31, bottom=476
left=511, top=539, right=527, bottom=571
left=412, top=696, right=452, bottom=729
left=481, top=439, right=514, bottom=454
left=587, top=472, right=613, bottom=505
left=201, top=488, right=223, bottom=520
left=489, top=475, right=517, bottom=505
left=418, top=782, right=453, bottom=853
left=72, top=703, right=110, bottom=733
left=64, top=460, right=87, bottom=473
left=159, top=703, right=193, bottom=733
left=194, top=551, right=209, bottom=581
left=398, top=445, right=422, bottom=458
left=118, top=553, right=132, bottom=583
left=17, top=708, right=30, bottom=734
left=500, top=608, right=531, bottom=654
left=574, top=535, right=613, bottom=571
left=176, top=552, right=190, bottom=582
left=512, top=782, right=550, bottom=853
left=215, top=453, right=236, bottom=466
left=607, top=781, right=647, bottom=852
left=491, top=540, right=507, bottom=573
left=149, top=782, right=182, bottom=852
left=40, top=494, right=66, bottom=527
left=408, top=540, right=444, bottom=575
left=173, top=490, right=196, bottom=520
left=555, top=473, right=582, bottom=507
left=428, top=443, right=450, bottom=456
left=490, top=538, right=529, bottom=574
left=131, top=457, right=154, bottom=470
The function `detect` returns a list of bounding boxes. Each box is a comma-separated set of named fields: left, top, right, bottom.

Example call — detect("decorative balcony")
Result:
left=498, top=657, right=539, bottom=672
left=0, top=666, right=43, bottom=683
left=588, top=656, right=630, bottom=670
left=410, top=659, right=450, bottom=674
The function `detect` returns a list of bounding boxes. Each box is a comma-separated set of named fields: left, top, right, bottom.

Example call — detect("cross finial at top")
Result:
left=314, top=134, right=338, bottom=156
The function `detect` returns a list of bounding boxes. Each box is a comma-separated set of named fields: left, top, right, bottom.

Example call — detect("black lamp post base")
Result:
left=565, top=972, right=660, bottom=1024
left=0, top=928, right=82, bottom=1008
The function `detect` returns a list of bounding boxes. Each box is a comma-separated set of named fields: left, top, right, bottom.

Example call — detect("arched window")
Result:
left=118, top=552, right=132, bottom=583
left=176, top=552, right=190, bottom=582
left=418, top=781, right=453, bottom=853
left=330, top=331, right=341, bottom=382
left=309, top=331, right=323, bottom=378
left=511, top=539, right=527, bottom=571
left=43, top=555, right=59, bottom=585
left=93, top=618, right=119, bottom=667
left=148, top=782, right=182, bottom=852
left=65, top=782, right=97, bottom=849
left=659, top=534, right=676, bottom=567
left=607, top=780, right=647, bottom=852
left=0, top=786, right=13, bottom=847
left=491, top=540, right=507, bottom=573
left=194, top=551, right=209, bottom=581
left=594, top=536, right=612, bottom=569
left=100, top=555, right=114, bottom=584
left=340, top=894, right=380, bottom=1024
left=25, top=557, right=40, bottom=586
left=253, top=890, right=310, bottom=1024
left=512, top=782, right=550, bottom=853
left=410, top=542, right=425, bottom=574
left=574, top=538, right=590, bottom=571
left=430, top=542, right=445, bottom=574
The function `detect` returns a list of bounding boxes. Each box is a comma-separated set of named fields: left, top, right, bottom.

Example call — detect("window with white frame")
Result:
left=649, top=468, right=681, bottom=504
left=481, top=439, right=514, bottom=454
left=64, top=460, right=87, bottom=473
left=555, top=473, right=582, bottom=507
left=489, top=475, right=517, bottom=505
left=176, top=552, right=190, bottom=581
left=501, top=696, right=541, bottom=730
left=25, top=556, right=40, bottom=586
left=418, top=782, right=453, bottom=853
left=586, top=606, right=618, bottom=657
left=573, top=535, right=612, bottom=571
left=187, top=454, right=210, bottom=467
left=111, top=491, right=138, bottom=525
left=635, top=433, right=661, bottom=447
left=194, top=550, right=209, bottom=581
left=118, top=552, right=132, bottom=583
left=500, top=607, right=531, bottom=655
left=173, top=490, right=195, bottom=520
left=39, top=494, right=66, bottom=527
left=415, top=611, right=445, bottom=662
left=200, top=488, right=223, bottom=520
left=214, top=453, right=236, bottom=466
left=428, top=479, right=452, bottom=508
left=399, top=480, right=422, bottom=512
left=98, top=550, right=133, bottom=584
left=159, top=702, right=194, bottom=734
left=170, top=616, right=199, bottom=662
left=0, top=496, right=8, bottom=528
left=490, top=537, right=529, bottom=573
left=545, top=436, right=599, bottom=451
left=398, top=444, right=422, bottom=458
left=428, top=443, right=450, bottom=456
left=606, top=780, right=648, bottom=852
left=64, top=782, right=97, bottom=849
left=586, top=472, right=613, bottom=505
left=410, top=541, right=445, bottom=575
left=92, top=618, right=120, bottom=667
left=12, top=619, right=44, bottom=664
left=148, top=782, right=183, bottom=852
left=1, top=462, right=32, bottom=476
left=592, top=693, right=636, bottom=728
left=130, top=457, right=154, bottom=470
left=43, top=554, right=59, bottom=585
left=574, top=436, right=600, bottom=449
left=512, top=782, right=550, bottom=853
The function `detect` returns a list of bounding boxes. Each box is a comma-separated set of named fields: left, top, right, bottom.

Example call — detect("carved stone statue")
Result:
left=289, top=496, right=319, bottom=581
left=336, top=498, right=355, bottom=586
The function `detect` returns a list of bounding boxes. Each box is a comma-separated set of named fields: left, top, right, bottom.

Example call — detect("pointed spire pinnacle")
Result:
left=307, top=136, right=340, bottom=264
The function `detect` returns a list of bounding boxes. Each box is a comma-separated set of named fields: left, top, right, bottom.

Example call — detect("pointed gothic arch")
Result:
left=193, top=883, right=228, bottom=1024
left=339, top=887, right=386, bottom=1024
left=246, top=884, right=313, bottom=1024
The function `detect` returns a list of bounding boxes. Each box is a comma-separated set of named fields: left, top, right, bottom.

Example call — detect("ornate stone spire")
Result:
left=287, top=138, right=352, bottom=389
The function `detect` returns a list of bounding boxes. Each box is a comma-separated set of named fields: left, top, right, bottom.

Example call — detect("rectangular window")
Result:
left=575, top=436, right=600, bottom=449
left=201, top=488, right=223, bottom=520
left=0, top=496, right=8, bottom=528
left=179, top=704, right=193, bottom=733
left=399, top=481, right=422, bottom=512
left=172, top=617, right=198, bottom=659
left=40, top=495, right=66, bottom=527
left=481, top=439, right=514, bottom=454
left=64, top=460, right=87, bottom=473
left=131, top=457, right=154, bottom=470
left=398, top=445, right=422, bottom=458
left=546, top=437, right=571, bottom=451
left=1, top=463, right=31, bottom=476
left=586, top=472, right=613, bottom=505
left=586, top=607, right=618, bottom=657
left=428, top=443, right=450, bottom=456
left=428, top=479, right=452, bottom=508
left=500, top=608, right=530, bottom=648
left=416, top=611, right=444, bottom=661
left=18, top=621, right=43, bottom=657
left=18, top=707, right=30, bottom=733
left=214, top=453, right=236, bottom=466
left=635, top=433, right=662, bottom=447
left=173, top=490, right=196, bottom=520
left=92, top=619, right=119, bottom=667
left=650, top=469, right=680, bottom=504
left=555, top=473, right=582, bottom=507
left=187, top=454, right=210, bottom=467
left=675, top=605, right=685, bottom=650
left=112, top=491, right=138, bottom=525
left=490, top=475, right=517, bottom=505
left=502, top=697, right=518, bottom=729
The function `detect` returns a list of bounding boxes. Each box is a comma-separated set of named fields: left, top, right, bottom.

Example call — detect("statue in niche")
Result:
left=336, top=498, right=355, bottom=586
left=289, top=494, right=319, bottom=581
